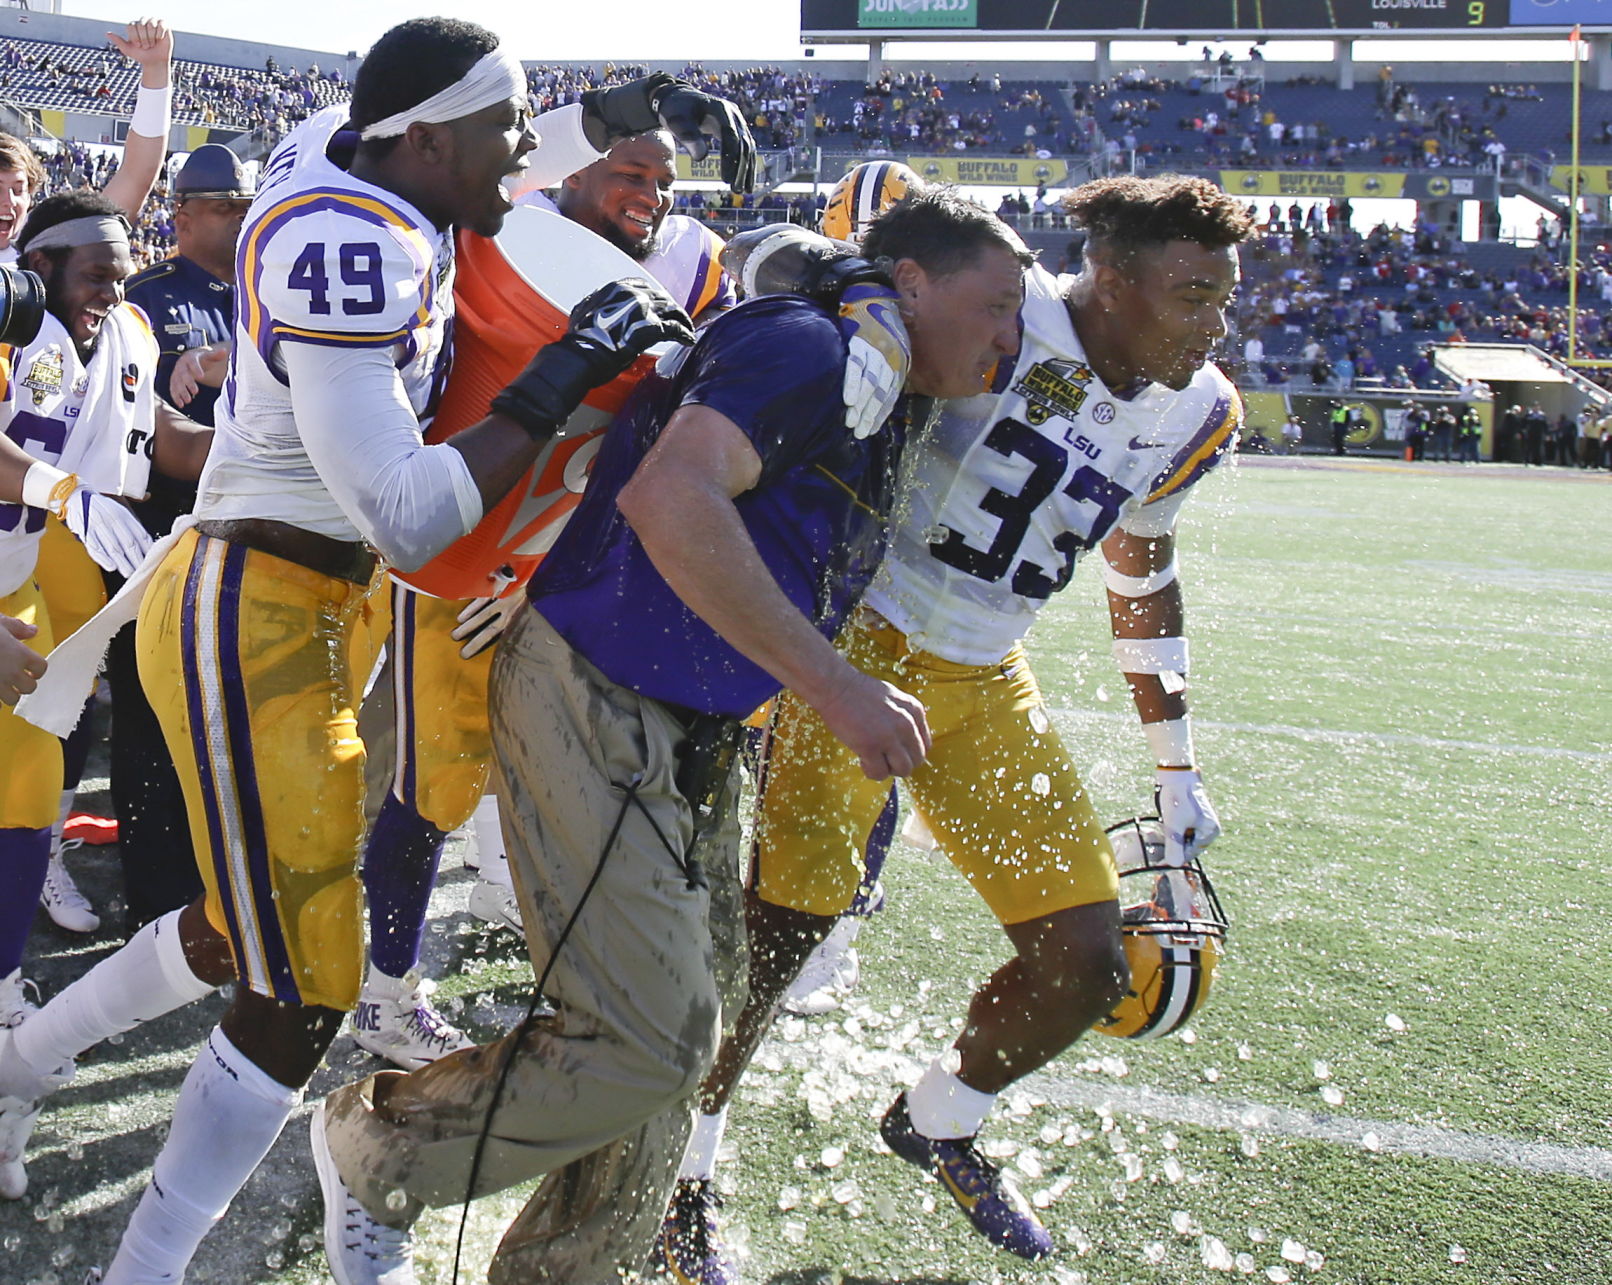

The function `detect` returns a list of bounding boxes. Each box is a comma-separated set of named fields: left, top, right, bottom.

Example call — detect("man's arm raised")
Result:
left=617, top=404, right=929, bottom=781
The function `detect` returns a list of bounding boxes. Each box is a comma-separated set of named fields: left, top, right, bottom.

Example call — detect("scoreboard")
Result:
left=802, top=0, right=1610, bottom=38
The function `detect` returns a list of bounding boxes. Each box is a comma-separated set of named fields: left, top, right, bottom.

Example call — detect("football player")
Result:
left=0, top=190, right=215, bottom=1199
left=21, top=18, right=179, bottom=937
left=0, top=19, right=750, bottom=1281
left=658, top=175, right=1250, bottom=1275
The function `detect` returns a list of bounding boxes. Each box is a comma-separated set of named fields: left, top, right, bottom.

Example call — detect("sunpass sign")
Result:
left=858, top=0, right=977, bottom=28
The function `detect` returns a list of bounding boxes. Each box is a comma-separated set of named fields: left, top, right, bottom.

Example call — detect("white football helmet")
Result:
left=1094, top=815, right=1229, bottom=1040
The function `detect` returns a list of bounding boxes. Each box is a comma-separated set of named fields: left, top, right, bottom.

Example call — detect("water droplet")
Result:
left=1450, top=1244, right=1468, bottom=1264
left=1163, top=1156, right=1185, bottom=1183
left=1142, top=1241, right=1167, bottom=1264
left=1362, top=1131, right=1382, bottom=1152
left=49, top=1245, right=74, bottom=1268
left=1179, top=1027, right=1197, bottom=1044
left=1170, top=1209, right=1195, bottom=1235
left=1248, top=1226, right=1269, bottom=1244
left=264, top=1250, right=284, bottom=1270
left=831, top=1180, right=858, bottom=1204
left=1266, top=1268, right=1292, bottom=1283
left=384, top=1188, right=408, bottom=1212
left=1, top=1235, right=18, bottom=1252
left=1122, top=1153, right=1144, bottom=1182
left=1203, top=1066, right=1222, bottom=1083
left=1305, top=1250, right=1326, bottom=1272
left=1281, top=1238, right=1308, bottom=1263
left=1161, top=1130, right=1180, bottom=1151
left=819, top=1145, right=844, bottom=1169
left=777, top=1185, right=801, bottom=1211
left=1240, top=1134, right=1260, bottom=1158
left=1320, top=1085, right=1344, bottom=1106
left=1235, top=1251, right=1257, bottom=1273
left=1066, top=1226, right=1093, bottom=1255
left=1385, top=1013, right=1407, bottom=1032
left=1237, top=1042, right=1253, bottom=1061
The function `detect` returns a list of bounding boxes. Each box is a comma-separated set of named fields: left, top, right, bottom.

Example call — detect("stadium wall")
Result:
left=0, top=9, right=353, bottom=76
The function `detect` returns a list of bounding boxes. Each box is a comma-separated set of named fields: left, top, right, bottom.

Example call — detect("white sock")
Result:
left=103, top=1027, right=301, bottom=1284
left=679, top=1108, right=729, bottom=1181
left=472, top=793, right=514, bottom=890
left=906, top=1055, right=997, bottom=1140
left=49, top=788, right=73, bottom=859
left=15, top=910, right=215, bottom=1075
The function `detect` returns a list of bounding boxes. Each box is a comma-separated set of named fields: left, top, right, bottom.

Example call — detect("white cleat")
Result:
left=40, top=852, right=100, bottom=934
left=0, top=1096, right=42, bottom=1200
left=783, top=915, right=865, bottom=1016
left=349, top=968, right=470, bottom=1072
left=311, top=1101, right=417, bottom=1285
left=0, top=970, right=69, bottom=1202
left=467, top=878, right=523, bottom=934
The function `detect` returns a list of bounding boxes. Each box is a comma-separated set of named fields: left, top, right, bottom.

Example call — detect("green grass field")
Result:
left=6, top=457, right=1610, bottom=1284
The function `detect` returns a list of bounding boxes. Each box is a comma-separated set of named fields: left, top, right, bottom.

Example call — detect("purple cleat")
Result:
left=880, top=1092, right=1054, bottom=1261
left=649, top=1177, right=735, bottom=1284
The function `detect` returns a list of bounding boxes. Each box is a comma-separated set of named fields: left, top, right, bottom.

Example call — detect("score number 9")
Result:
left=1468, top=2, right=1484, bottom=25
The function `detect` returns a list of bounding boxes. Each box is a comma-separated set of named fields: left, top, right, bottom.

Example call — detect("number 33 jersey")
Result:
left=867, top=264, right=1241, bottom=666
left=196, top=106, right=455, bottom=539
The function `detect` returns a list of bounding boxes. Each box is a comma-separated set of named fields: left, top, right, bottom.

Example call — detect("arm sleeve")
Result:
left=1115, top=488, right=1187, bottom=538
left=280, top=341, right=482, bottom=571
left=513, top=103, right=609, bottom=195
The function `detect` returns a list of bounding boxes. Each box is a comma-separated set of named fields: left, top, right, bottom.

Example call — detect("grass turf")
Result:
left=5, top=456, right=1608, bottom=1283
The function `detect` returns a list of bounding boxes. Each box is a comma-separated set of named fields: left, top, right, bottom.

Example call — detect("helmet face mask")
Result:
left=1095, top=816, right=1230, bottom=1040
left=821, top=160, right=920, bottom=246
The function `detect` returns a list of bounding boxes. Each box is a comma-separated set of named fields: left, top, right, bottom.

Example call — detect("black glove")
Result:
left=581, top=73, right=758, bottom=193
left=491, top=278, right=695, bottom=443
left=721, top=225, right=892, bottom=305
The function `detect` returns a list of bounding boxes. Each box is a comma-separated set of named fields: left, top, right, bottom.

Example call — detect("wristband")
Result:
left=1144, top=718, right=1196, bottom=768
left=1102, top=558, right=1178, bottom=598
left=1111, top=635, right=1189, bottom=675
left=20, top=460, right=77, bottom=519
left=131, top=83, right=172, bottom=138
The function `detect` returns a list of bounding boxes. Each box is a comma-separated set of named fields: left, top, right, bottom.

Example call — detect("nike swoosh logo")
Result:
left=1129, top=436, right=1157, bottom=450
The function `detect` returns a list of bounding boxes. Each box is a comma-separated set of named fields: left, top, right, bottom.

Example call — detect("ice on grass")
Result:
left=1362, top=1131, right=1382, bottom=1152
left=1248, top=1226, right=1269, bottom=1243
left=1320, top=1084, right=1345, bottom=1106
left=1450, top=1244, right=1469, bottom=1264
left=1202, top=1235, right=1235, bottom=1270
left=1051, top=1269, right=1089, bottom=1285
left=781, top=1218, right=808, bottom=1245
left=1204, top=1066, right=1223, bottom=1082
left=777, top=1185, right=802, bottom=1211
left=1281, top=1238, right=1308, bottom=1263
left=1066, top=1225, right=1093, bottom=1255
left=1385, top=1013, right=1407, bottom=1032
left=1240, top=1134, right=1260, bottom=1158
left=1142, top=1241, right=1167, bottom=1264
left=1161, top=1130, right=1180, bottom=1151
left=1122, top=1153, right=1145, bottom=1182
left=1266, top=1267, right=1292, bottom=1283
left=1313, top=1060, right=1331, bottom=1081
left=1164, top=1156, right=1186, bottom=1183
left=1238, top=1042, right=1254, bottom=1061
left=1171, top=1209, right=1197, bottom=1235
left=1235, top=1252, right=1257, bottom=1273
left=819, top=1145, right=845, bottom=1169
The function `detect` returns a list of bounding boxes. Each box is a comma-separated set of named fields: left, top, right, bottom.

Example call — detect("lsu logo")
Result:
left=1014, top=358, right=1094, bottom=427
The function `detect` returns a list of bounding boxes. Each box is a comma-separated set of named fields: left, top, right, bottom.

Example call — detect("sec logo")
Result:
left=1092, top=402, right=1116, bottom=424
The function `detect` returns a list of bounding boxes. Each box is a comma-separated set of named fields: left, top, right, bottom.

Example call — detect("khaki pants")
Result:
left=323, top=607, right=746, bottom=1281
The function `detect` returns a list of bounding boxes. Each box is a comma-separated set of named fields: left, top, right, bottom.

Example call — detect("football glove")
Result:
left=492, top=278, right=694, bottom=443
left=63, top=486, right=152, bottom=578
left=451, top=569, right=525, bottom=660
left=1153, top=766, right=1222, bottom=867
left=839, top=283, right=910, bottom=439
left=581, top=73, right=757, bottom=191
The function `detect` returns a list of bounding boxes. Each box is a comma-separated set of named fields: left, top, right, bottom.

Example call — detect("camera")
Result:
left=0, top=264, right=47, bottom=347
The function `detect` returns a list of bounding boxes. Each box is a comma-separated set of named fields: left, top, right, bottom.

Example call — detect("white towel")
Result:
left=16, top=516, right=192, bottom=737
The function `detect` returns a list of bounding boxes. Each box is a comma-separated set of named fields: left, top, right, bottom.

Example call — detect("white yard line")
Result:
left=1050, top=707, right=1612, bottom=764
left=1025, top=1075, right=1612, bottom=1183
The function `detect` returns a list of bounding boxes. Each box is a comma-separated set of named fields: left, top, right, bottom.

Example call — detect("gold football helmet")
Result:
left=1094, top=816, right=1229, bottom=1040
left=821, top=161, right=921, bottom=245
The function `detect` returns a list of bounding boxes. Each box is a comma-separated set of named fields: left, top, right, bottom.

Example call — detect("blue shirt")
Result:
left=532, top=296, right=906, bottom=718
left=125, top=254, right=233, bottom=428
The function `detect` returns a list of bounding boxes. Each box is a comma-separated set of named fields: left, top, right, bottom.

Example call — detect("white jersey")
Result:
left=868, top=264, right=1241, bottom=666
left=0, top=305, right=159, bottom=597
left=517, top=191, right=734, bottom=320
left=195, top=106, right=455, bottom=539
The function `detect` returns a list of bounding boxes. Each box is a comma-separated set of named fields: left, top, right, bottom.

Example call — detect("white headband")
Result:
left=359, top=47, right=525, bottom=140
left=23, top=215, right=130, bottom=253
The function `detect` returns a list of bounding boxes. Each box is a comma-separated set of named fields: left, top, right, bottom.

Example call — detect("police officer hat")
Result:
left=175, top=145, right=254, bottom=201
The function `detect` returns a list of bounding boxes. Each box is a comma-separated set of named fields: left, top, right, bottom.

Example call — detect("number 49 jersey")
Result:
left=867, top=264, right=1241, bottom=666
left=195, top=106, right=455, bottom=539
